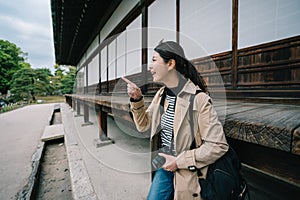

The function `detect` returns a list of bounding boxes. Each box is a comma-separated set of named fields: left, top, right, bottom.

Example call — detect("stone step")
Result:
left=41, top=124, right=64, bottom=142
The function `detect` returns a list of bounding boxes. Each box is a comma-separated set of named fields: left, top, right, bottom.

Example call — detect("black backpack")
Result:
left=189, top=93, right=249, bottom=200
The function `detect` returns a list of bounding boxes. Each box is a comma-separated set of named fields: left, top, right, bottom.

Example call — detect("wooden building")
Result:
left=51, top=0, right=300, bottom=99
left=51, top=0, right=300, bottom=198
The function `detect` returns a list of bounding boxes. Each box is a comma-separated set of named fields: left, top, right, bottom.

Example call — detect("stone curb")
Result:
left=17, top=142, right=45, bottom=200
left=41, top=124, right=64, bottom=142
left=16, top=104, right=55, bottom=200
left=60, top=103, right=99, bottom=200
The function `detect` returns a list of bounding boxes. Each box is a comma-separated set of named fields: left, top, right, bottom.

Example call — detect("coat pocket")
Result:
left=174, top=170, right=201, bottom=200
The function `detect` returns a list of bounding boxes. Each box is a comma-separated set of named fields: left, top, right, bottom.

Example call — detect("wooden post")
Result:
left=75, top=100, right=82, bottom=117
left=232, top=0, right=239, bottom=89
left=94, top=105, right=113, bottom=147
left=72, top=97, right=75, bottom=109
left=141, top=0, right=148, bottom=93
left=98, top=107, right=107, bottom=137
left=82, top=103, right=93, bottom=126
left=176, top=0, right=180, bottom=43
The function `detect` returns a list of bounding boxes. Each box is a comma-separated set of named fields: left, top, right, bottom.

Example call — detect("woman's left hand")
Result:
left=158, top=153, right=178, bottom=172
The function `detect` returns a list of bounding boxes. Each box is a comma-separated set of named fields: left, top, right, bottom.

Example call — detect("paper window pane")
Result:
left=148, top=0, right=176, bottom=64
left=117, top=31, right=126, bottom=78
left=239, top=0, right=300, bottom=48
left=101, top=46, right=107, bottom=82
left=126, top=15, right=142, bottom=75
left=180, top=0, right=232, bottom=58
left=88, top=54, right=99, bottom=85
left=108, top=40, right=116, bottom=80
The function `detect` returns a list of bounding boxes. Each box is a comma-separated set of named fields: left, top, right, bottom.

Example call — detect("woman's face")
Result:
left=149, top=51, right=170, bottom=83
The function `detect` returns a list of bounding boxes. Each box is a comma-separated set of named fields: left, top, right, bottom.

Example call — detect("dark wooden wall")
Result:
left=86, top=35, right=300, bottom=101
left=194, top=35, right=300, bottom=99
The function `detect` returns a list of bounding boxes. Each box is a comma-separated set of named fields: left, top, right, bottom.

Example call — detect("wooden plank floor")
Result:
left=218, top=100, right=300, bottom=155
left=70, top=94, right=300, bottom=155
left=68, top=94, right=300, bottom=195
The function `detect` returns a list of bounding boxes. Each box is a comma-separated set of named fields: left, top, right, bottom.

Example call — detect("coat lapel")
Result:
left=150, top=87, right=165, bottom=138
left=174, top=80, right=198, bottom=136
left=173, top=96, right=190, bottom=137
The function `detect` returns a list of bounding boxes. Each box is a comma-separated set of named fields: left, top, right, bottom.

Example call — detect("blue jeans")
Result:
left=147, top=168, right=174, bottom=200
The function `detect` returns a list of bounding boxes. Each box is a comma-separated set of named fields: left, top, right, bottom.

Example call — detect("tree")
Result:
left=60, top=66, right=76, bottom=94
left=50, top=64, right=76, bottom=95
left=34, top=68, right=52, bottom=96
left=0, top=39, right=29, bottom=95
left=10, top=68, right=53, bottom=102
left=49, top=64, right=64, bottom=95
left=10, top=68, right=35, bottom=101
left=54, top=63, right=65, bottom=79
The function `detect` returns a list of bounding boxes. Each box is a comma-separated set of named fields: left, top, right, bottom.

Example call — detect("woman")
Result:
left=123, top=41, right=228, bottom=200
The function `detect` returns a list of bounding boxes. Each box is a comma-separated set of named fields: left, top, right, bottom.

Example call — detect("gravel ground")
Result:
left=35, top=139, right=72, bottom=200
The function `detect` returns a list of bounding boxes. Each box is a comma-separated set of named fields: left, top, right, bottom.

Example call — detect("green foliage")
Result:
left=0, top=103, right=23, bottom=113
left=10, top=68, right=55, bottom=101
left=0, top=39, right=30, bottom=95
left=60, top=66, right=76, bottom=94
left=34, top=68, right=52, bottom=96
left=10, top=68, right=36, bottom=101
left=49, top=64, right=64, bottom=95
left=1, top=40, right=76, bottom=101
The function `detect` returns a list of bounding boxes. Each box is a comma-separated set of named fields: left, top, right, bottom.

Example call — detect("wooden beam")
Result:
left=176, top=0, right=180, bottom=43
left=75, top=100, right=82, bottom=117
left=232, top=0, right=239, bottom=89
left=106, top=45, right=109, bottom=93
left=85, top=64, right=88, bottom=93
left=94, top=105, right=114, bottom=147
left=82, top=103, right=93, bottom=126
left=98, top=47, right=102, bottom=94
left=141, top=0, right=148, bottom=90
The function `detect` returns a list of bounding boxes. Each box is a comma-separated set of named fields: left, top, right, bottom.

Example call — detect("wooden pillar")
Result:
left=176, top=0, right=180, bottom=43
left=75, top=100, right=82, bottom=117
left=141, top=0, right=148, bottom=93
left=68, top=96, right=72, bottom=107
left=65, top=96, right=70, bottom=107
left=106, top=47, right=109, bottom=93
left=85, top=64, right=89, bottom=94
left=94, top=105, right=113, bottom=147
left=98, top=45, right=102, bottom=94
left=72, top=98, right=75, bottom=109
left=232, top=0, right=239, bottom=89
left=97, top=107, right=107, bottom=137
left=82, top=103, right=93, bottom=126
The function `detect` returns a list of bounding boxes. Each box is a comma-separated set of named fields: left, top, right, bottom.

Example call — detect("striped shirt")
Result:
left=160, top=94, right=177, bottom=155
left=159, top=76, right=187, bottom=156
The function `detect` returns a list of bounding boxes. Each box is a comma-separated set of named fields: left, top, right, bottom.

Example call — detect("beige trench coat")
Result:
left=130, top=80, right=228, bottom=200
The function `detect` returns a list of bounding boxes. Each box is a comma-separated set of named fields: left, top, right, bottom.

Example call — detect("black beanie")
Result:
left=154, top=41, right=185, bottom=58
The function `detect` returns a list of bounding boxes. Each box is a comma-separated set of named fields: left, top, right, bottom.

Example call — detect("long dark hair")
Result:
left=154, top=41, right=209, bottom=94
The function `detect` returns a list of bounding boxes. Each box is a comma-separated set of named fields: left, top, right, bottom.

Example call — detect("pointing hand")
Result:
left=121, top=77, right=142, bottom=100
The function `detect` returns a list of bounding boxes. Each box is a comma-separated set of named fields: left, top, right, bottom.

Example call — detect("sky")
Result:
left=0, top=0, right=55, bottom=73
